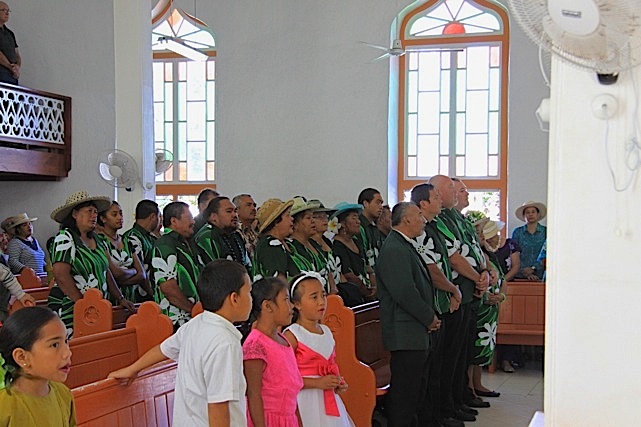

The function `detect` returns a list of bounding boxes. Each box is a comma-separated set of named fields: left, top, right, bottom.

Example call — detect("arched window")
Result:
left=151, top=1, right=216, bottom=208
left=396, top=0, right=509, bottom=219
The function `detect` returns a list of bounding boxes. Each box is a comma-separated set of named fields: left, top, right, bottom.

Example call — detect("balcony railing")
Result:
left=0, top=83, right=71, bottom=179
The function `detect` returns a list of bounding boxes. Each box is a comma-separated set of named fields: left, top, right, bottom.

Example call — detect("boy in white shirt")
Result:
left=109, top=259, right=253, bottom=426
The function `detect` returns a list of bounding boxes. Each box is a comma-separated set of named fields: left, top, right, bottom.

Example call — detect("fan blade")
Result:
left=99, top=162, right=115, bottom=180
left=372, top=52, right=392, bottom=62
left=359, top=41, right=390, bottom=52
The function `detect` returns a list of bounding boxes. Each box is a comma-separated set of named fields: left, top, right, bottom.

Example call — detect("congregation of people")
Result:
left=0, top=181, right=547, bottom=427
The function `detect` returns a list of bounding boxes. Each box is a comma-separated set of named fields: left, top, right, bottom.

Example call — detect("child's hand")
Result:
left=107, top=366, right=139, bottom=386
left=318, top=375, right=341, bottom=390
left=19, top=294, right=36, bottom=307
left=335, top=378, right=349, bottom=394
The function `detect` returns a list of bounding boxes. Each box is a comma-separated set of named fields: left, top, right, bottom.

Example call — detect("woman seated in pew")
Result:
left=253, top=198, right=310, bottom=282
left=331, top=203, right=376, bottom=302
left=5, top=212, right=48, bottom=276
left=97, top=201, right=151, bottom=303
left=48, top=191, right=135, bottom=336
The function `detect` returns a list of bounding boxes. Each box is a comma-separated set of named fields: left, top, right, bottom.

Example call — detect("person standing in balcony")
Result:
left=0, top=2, right=20, bottom=85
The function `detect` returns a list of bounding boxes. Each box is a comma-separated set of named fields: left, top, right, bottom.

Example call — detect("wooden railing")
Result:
left=0, top=83, right=71, bottom=179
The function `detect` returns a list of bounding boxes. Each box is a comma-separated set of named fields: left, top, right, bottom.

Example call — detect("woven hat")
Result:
left=1, top=216, right=14, bottom=232
left=290, top=197, right=321, bottom=217
left=330, top=202, right=363, bottom=221
left=256, top=198, right=294, bottom=234
left=5, top=213, right=38, bottom=230
left=515, top=201, right=547, bottom=222
left=465, top=210, right=490, bottom=228
left=308, top=199, right=337, bottom=215
left=482, top=220, right=506, bottom=240
left=51, top=190, right=112, bottom=223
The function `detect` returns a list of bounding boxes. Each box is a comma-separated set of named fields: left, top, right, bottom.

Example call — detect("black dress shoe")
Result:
left=453, top=410, right=476, bottom=422
left=475, top=389, right=501, bottom=398
left=459, top=404, right=479, bottom=415
left=440, top=417, right=465, bottom=427
left=466, top=397, right=491, bottom=408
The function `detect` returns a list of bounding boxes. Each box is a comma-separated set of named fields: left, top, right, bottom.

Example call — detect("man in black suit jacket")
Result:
left=376, top=202, right=441, bottom=427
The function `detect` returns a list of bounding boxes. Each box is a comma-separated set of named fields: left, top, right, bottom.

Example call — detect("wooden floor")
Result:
left=473, top=362, right=544, bottom=427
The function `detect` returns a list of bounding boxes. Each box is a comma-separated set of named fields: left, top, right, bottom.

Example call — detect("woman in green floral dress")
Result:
left=469, top=218, right=507, bottom=397
left=97, top=201, right=150, bottom=303
left=253, top=198, right=311, bottom=282
left=48, top=191, right=136, bottom=336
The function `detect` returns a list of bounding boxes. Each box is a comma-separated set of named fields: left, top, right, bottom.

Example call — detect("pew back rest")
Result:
left=353, top=301, right=391, bottom=390
left=73, top=288, right=142, bottom=337
left=497, top=280, right=545, bottom=345
left=323, top=295, right=377, bottom=427
left=16, top=267, right=45, bottom=289
left=8, top=286, right=50, bottom=314
left=66, top=299, right=173, bottom=389
left=73, top=360, right=177, bottom=426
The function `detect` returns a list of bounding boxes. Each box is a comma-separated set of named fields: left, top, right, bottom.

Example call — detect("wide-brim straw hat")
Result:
left=330, top=202, right=363, bottom=221
left=515, top=201, right=547, bottom=222
left=290, top=197, right=321, bottom=217
left=51, top=190, right=112, bottom=223
left=308, top=199, right=337, bottom=215
left=257, top=198, right=294, bottom=234
left=6, top=213, right=38, bottom=230
left=482, top=220, right=506, bottom=240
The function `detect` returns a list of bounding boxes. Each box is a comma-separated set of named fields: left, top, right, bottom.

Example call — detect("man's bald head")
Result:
left=428, top=175, right=457, bottom=209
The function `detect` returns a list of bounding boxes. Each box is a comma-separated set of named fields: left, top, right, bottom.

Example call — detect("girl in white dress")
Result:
left=284, top=272, right=355, bottom=427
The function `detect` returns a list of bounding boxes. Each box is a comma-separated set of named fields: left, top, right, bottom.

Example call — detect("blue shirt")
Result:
left=511, top=223, right=546, bottom=274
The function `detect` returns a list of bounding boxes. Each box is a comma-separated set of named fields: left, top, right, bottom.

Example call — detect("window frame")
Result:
left=396, top=0, right=510, bottom=220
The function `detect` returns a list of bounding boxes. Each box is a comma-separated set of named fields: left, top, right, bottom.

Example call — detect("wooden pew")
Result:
left=73, top=360, right=177, bottom=426
left=490, top=280, right=545, bottom=372
left=323, top=295, right=383, bottom=427
left=16, top=267, right=47, bottom=289
left=8, top=286, right=50, bottom=314
left=65, top=295, right=173, bottom=389
left=72, top=288, right=141, bottom=337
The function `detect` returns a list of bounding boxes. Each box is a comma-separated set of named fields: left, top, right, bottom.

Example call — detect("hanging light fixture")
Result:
left=158, top=36, right=208, bottom=61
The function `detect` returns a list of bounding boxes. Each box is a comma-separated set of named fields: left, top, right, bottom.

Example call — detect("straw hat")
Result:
left=515, top=201, right=547, bottom=222
left=308, top=199, right=337, bottom=215
left=290, top=197, right=321, bottom=217
left=465, top=210, right=490, bottom=228
left=50, top=190, right=112, bottom=223
left=5, top=213, right=38, bottom=230
left=256, top=198, right=294, bottom=234
left=330, top=202, right=363, bottom=221
left=1, top=216, right=15, bottom=232
left=482, top=220, right=506, bottom=240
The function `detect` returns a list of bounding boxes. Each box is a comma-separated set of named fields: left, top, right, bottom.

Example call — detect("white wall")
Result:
left=0, top=0, right=548, bottom=245
left=546, top=58, right=641, bottom=426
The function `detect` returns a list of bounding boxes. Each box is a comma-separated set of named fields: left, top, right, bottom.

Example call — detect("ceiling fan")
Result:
left=360, top=38, right=463, bottom=62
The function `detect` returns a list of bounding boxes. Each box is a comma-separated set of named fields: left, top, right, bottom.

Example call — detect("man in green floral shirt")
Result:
left=356, top=188, right=385, bottom=270
left=152, top=201, right=202, bottom=329
left=122, top=199, right=159, bottom=302
left=194, top=196, right=251, bottom=271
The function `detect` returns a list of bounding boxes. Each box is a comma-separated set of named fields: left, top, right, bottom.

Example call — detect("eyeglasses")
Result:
left=0, top=9, right=10, bottom=13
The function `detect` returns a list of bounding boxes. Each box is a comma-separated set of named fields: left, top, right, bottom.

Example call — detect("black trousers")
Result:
left=452, top=302, right=474, bottom=409
left=439, top=306, right=466, bottom=418
left=427, top=321, right=445, bottom=424
left=387, top=349, right=432, bottom=427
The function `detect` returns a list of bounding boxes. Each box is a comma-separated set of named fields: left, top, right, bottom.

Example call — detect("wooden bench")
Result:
left=490, top=280, right=545, bottom=372
left=16, top=267, right=48, bottom=289
left=72, top=288, right=141, bottom=337
left=8, top=268, right=51, bottom=314
left=323, top=295, right=387, bottom=427
left=65, top=294, right=173, bottom=389
left=73, top=360, right=177, bottom=426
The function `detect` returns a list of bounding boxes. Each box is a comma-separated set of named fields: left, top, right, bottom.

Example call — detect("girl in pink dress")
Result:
left=283, top=272, right=355, bottom=427
left=243, top=277, right=303, bottom=427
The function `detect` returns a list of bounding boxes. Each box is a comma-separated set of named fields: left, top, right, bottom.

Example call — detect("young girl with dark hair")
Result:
left=0, top=307, right=75, bottom=425
left=243, top=277, right=303, bottom=426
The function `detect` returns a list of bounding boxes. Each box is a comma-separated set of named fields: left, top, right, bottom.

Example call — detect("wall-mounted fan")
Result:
left=509, top=0, right=641, bottom=77
left=155, top=149, right=174, bottom=176
left=360, top=38, right=462, bottom=62
left=97, top=150, right=140, bottom=191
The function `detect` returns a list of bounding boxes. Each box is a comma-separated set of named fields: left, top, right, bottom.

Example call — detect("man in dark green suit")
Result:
left=375, top=202, right=441, bottom=427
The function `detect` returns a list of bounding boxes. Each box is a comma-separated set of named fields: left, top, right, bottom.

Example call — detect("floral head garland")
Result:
left=465, top=210, right=488, bottom=225
left=290, top=271, right=325, bottom=299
